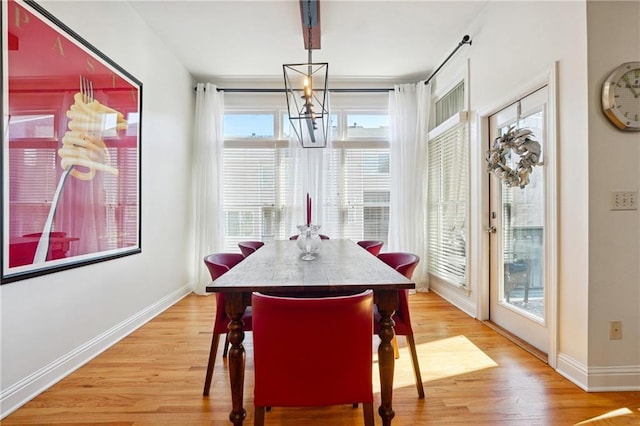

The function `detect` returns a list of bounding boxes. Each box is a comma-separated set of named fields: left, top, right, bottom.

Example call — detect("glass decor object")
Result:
left=296, top=224, right=322, bottom=260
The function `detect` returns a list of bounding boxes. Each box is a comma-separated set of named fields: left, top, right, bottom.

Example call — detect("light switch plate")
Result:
left=610, top=191, right=638, bottom=210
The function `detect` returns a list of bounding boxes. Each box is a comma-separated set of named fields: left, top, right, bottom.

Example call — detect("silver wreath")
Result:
left=486, top=127, right=541, bottom=188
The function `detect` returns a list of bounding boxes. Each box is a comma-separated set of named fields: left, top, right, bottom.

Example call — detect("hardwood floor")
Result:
left=4, top=292, right=639, bottom=425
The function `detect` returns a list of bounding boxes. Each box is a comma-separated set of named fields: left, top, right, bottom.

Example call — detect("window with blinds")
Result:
left=427, top=123, right=468, bottom=287
left=327, top=148, right=390, bottom=242
left=221, top=109, right=389, bottom=251
left=435, top=81, right=464, bottom=127
left=222, top=145, right=289, bottom=251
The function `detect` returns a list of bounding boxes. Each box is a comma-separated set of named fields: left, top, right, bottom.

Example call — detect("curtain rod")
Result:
left=195, top=87, right=392, bottom=93
left=195, top=34, right=472, bottom=92
left=424, top=35, right=472, bottom=86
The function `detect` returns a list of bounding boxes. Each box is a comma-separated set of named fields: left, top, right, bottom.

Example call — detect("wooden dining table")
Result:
left=206, top=239, right=415, bottom=426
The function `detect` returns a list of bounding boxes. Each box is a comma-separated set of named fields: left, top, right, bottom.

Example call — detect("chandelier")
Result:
left=283, top=0, right=329, bottom=148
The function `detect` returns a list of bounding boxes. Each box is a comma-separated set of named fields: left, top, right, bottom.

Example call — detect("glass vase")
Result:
left=296, top=224, right=322, bottom=260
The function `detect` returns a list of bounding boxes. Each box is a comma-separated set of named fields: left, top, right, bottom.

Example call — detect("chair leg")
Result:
left=405, top=333, right=425, bottom=398
left=222, top=333, right=230, bottom=357
left=362, top=402, right=374, bottom=426
left=392, top=335, right=400, bottom=359
left=254, top=406, right=266, bottom=426
left=203, top=333, right=221, bottom=396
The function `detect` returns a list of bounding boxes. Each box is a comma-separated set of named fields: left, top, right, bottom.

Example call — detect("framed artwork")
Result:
left=1, top=0, right=142, bottom=283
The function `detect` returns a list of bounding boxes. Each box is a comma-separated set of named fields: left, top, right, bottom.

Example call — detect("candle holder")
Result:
left=296, top=224, right=322, bottom=260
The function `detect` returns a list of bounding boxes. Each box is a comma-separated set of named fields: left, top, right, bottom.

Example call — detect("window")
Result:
left=282, top=112, right=338, bottom=140
left=345, top=113, right=389, bottom=139
left=427, top=81, right=468, bottom=287
left=221, top=99, right=390, bottom=252
left=328, top=148, right=390, bottom=242
left=435, top=81, right=464, bottom=127
left=224, top=113, right=275, bottom=139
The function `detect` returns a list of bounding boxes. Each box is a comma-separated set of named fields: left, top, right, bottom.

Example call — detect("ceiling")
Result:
left=128, top=0, right=488, bottom=85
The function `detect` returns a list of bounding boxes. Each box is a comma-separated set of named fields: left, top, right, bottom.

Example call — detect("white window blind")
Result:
left=435, top=81, right=464, bottom=127
left=222, top=146, right=289, bottom=251
left=221, top=144, right=390, bottom=251
left=325, top=148, right=390, bottom=242
left=427, top=123, right=468, bottom=286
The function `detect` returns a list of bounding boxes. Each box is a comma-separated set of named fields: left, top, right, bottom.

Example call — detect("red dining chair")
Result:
left=237, top=240, right=264, bottom=257
left=375, top=252, right=424, bottom=399
left=252, top=290, right=375, bottom=426
left=289, top=234, right=330, bottom=240
left=202, top=253, right=250, bottom=396
left=357, top=240, right=384, bottom=256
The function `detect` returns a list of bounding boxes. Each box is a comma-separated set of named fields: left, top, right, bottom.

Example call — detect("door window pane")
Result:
left=500, top=111, right=545, bottom=319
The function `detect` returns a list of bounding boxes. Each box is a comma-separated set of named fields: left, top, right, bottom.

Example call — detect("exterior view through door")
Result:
left=488, top=86, right=549, bottom=357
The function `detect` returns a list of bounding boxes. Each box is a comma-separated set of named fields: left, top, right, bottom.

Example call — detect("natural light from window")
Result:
left=371, top=335, right=498, bottom=390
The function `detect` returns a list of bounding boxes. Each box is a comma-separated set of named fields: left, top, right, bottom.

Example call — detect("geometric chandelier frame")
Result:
left=283, top=61, right=329, bottom=148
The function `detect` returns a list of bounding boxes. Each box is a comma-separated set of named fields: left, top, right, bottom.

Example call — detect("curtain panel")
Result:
left=191, top=83, right=225, bottom=294
left=388, top=82, right=431, bottom=290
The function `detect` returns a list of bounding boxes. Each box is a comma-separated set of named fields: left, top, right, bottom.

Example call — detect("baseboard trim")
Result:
left=482, top=320, right=548, bottom=364
left=586, top=365, right=640, bottom=391
left=429, top=280, right=477, bottom=319
left=0, top=285, right=192, bottom=420
left=556, top=353, right=590, bottom=391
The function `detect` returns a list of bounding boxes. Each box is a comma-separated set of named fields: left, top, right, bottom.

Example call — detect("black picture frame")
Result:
left=2, top=0, right=142, bottom=283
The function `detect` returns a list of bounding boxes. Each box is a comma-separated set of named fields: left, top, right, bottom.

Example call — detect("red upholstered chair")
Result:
left=357, top=240, right=384, bottom=256
left=289, top=234, right=330, bottom=240
left=237, top=240, right=264, bottom=257
left=252, top=290, right=375, bottom=426
left=375, top=252, right=425, bottom=399
left=202, top=253, right=250, bottom=396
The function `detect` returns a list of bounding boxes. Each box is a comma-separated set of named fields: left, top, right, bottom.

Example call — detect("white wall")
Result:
left=586, top=0, right=640, bottom=390
left=429, top=0, right=639, bottom=391
left=0, top=1, right=195, bottom=417
left=430, top=0, right=591, bottom=372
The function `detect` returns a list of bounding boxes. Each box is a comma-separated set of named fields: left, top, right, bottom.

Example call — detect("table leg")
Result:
left=376, top=290, right=397, bottom=426
left=226, top=293, right=247, bottom=426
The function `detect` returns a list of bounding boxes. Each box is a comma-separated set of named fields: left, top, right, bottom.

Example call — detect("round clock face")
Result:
left=602, top=62, right=640, bottom=131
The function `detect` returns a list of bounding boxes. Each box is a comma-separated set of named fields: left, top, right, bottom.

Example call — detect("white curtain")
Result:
left=284, top=100, right=335, bottom=239
left=191, top=83, right=224, bottom=294
left=388, top=82, right=431, bottom=290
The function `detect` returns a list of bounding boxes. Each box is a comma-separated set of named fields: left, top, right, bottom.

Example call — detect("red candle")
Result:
left=306, top=193, right=311, bottom=225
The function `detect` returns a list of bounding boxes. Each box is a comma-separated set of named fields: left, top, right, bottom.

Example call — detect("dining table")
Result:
left=206, top=239, right=416, bottom=426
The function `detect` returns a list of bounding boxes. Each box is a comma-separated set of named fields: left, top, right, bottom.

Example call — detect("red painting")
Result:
left=2, top=0, right=142, bottom=283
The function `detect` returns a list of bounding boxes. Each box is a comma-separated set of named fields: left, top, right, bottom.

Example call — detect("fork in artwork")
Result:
left=33, top=76, right=93, bottom=263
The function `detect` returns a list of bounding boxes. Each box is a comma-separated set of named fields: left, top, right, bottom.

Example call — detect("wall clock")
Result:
left=602, top=61, right=640, bottom=131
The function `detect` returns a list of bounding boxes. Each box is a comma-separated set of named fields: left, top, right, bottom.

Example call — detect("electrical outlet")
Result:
left=610, top=191, right=638, bottom=210
left=609, top=321, right=622, bottom=340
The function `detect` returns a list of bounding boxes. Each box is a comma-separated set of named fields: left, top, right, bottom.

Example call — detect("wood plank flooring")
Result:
left=4, top=292, right=639, bottom=425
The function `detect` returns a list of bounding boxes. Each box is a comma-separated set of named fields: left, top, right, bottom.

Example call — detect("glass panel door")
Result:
left=488, top=87, right=548, bottom=354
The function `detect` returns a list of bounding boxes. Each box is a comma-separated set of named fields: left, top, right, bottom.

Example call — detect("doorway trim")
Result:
left=475, top=62, right=558, bottom=368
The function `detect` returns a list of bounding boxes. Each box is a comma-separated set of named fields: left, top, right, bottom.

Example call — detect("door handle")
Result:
left=486, top=225, right=497, bottom=234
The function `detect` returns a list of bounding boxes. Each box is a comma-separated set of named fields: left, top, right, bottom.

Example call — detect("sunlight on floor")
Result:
left=373, top=335, right=498, bottom=390
left=574, top=407, right=639, bottom=425
left=415, top=335, right=499, bottom=382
